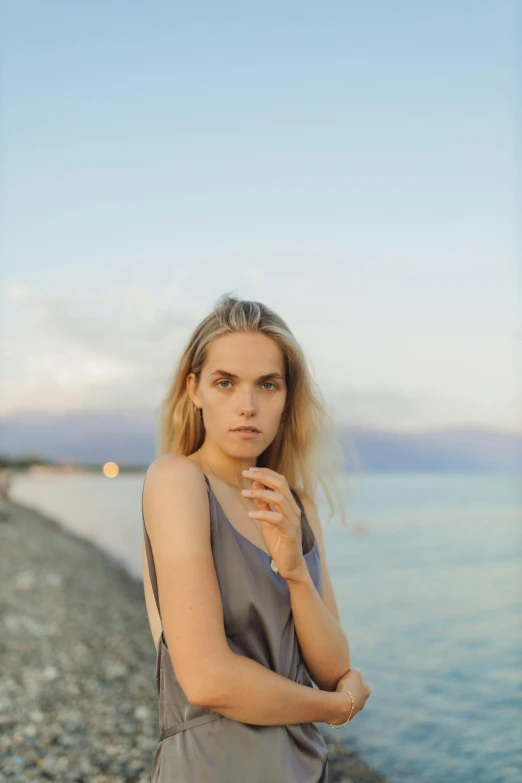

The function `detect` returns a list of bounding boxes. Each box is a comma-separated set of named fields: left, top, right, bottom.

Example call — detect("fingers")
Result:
left=242, top=468, right=301, bottom=517
left=246, top=508, right=292, bottom=535
left=242, top=487, right=300, bottom=520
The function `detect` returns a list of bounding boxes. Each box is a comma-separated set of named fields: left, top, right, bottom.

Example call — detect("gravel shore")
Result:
left=0, top=500, right=386, bottom=783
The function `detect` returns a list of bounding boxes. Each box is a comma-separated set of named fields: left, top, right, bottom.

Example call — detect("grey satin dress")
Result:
left=142, top=471, right=329, bottom=782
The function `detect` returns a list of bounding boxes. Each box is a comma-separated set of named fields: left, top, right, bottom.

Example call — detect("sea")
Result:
left=10, top=470, right=522, bottom=783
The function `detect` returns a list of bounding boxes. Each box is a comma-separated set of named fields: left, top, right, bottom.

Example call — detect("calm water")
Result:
left=11, top=471, right=522, bottom=783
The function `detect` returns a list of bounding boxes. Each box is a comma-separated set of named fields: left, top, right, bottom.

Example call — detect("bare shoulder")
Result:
left=142, top=453, right=209, bottom=542
left=145, top=452, right=204, bottom=483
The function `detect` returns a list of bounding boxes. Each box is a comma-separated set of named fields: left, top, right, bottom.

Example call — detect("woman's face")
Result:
left=189, top=331, right=287, bottom=457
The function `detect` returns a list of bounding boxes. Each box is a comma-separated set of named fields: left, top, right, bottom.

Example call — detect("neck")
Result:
left=194, top=443, right=257, bottom=490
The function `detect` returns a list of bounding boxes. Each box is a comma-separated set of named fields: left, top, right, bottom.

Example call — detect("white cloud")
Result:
left=0, top=285, right=196, bottom=414
left=1, top=283, right=520, bottom=432
left=4, top=283, right=31, bottom=301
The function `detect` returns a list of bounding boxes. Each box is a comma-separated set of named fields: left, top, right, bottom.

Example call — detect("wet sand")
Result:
left=0, top=500, right=386, bottom=782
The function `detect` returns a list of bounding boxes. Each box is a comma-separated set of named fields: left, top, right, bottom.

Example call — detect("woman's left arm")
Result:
left=287, top=491, right=351, bottom=692
left=241, top=467, right=351, bottom=693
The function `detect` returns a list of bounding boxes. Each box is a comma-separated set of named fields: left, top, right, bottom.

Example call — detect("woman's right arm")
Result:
left=142, top=454, right=352, bottom=727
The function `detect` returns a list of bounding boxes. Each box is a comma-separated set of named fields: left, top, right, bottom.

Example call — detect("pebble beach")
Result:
left=0, top=499, right=386, bottom=783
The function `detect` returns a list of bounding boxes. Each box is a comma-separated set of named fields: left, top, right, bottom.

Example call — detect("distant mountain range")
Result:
left=0, top=410, right=521, bottom=472
left=336, top=424, right=522, bottom=472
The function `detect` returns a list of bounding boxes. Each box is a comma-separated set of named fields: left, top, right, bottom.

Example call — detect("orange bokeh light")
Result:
left=102, top=461, right=120, bottom=478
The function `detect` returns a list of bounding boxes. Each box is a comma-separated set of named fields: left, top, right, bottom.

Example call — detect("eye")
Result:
left=216, top=380, right=278, bottom=390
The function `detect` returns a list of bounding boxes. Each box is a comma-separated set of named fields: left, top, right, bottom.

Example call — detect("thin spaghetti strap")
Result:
left=290, top=488, right=311, bottom=553
left=290, top=487, right=304, bottom=514
left=142, top=482, right=162, bottom=622
left=202, top=471, right=210, bottom=492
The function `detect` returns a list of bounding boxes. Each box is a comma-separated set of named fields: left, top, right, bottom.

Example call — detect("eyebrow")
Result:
left=210, top=370, right=285, bottom=382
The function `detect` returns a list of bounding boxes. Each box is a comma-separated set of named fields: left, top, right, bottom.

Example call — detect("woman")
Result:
left=141, top=293, right=370, bottom=782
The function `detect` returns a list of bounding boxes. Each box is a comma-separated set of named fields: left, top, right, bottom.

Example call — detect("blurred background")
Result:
left=1, top=2, right=521, bottom=782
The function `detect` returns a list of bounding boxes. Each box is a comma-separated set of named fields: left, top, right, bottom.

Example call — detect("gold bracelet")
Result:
left=327, top=688, right=355, bottom=729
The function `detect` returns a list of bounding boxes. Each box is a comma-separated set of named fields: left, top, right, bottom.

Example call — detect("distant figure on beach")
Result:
left=0, top=468, right=13, bottom=521
left=141, top=293, right=370, bottom=782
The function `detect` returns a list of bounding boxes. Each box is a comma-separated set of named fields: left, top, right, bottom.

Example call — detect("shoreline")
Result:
left=0, top=500, right=386, bottom=782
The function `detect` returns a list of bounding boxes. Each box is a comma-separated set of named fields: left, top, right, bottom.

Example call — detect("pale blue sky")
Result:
left=1, top=1, right=520, bottom=431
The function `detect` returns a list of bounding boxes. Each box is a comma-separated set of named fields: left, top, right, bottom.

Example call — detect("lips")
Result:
left=233, top=427, right=260, bottom=432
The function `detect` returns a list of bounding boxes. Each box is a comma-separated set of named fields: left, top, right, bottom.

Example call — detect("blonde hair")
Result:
left=157, top=292, right=360, bottom=527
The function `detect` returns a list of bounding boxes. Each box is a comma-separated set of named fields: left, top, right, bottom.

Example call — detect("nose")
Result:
left=237, top=391, right=257, bottom=416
